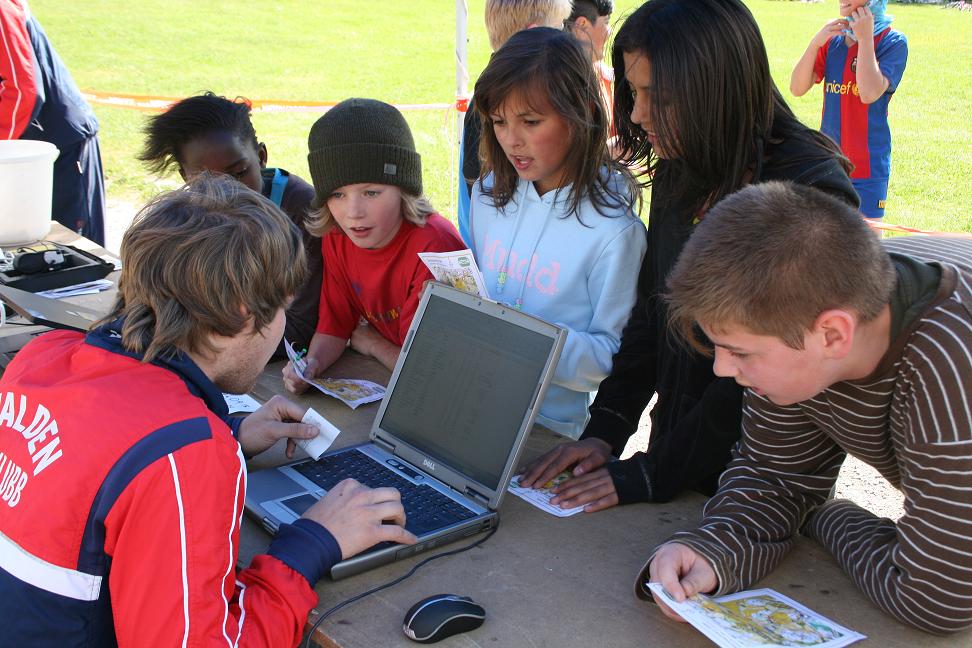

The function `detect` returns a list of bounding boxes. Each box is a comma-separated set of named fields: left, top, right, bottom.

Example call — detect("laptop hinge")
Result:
left=373, top=437, right=395, bottom=453
left=464, top=486, right=490, bottom=506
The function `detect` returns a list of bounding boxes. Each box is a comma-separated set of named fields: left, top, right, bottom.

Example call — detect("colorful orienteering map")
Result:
left=647, top=584, right=865, bottom=648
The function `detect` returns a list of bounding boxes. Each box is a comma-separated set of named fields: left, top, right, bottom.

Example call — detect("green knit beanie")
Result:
left=307, top=98, right=422, bottom=208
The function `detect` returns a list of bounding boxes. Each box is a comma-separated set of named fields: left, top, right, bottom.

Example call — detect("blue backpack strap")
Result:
left=268, top=168, right=288, bottom=207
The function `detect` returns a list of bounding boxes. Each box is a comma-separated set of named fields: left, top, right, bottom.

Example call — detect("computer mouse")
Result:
left=402, top=593, right=485, bottom=643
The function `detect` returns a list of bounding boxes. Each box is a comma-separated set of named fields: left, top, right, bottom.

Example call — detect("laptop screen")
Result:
left=377, top=293, right=555, bottom=491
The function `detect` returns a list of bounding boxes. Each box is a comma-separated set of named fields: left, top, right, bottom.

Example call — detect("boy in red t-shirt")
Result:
left=283, top=99, right=463, bottom=391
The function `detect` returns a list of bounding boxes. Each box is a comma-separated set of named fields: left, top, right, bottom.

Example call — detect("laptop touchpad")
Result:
left=279, top=493, right=318, bottom=516
left=252, top=465, right=310, bottom=501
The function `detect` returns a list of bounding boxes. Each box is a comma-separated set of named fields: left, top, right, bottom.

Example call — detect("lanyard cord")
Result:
left=494, top=182, right=556, bottom=310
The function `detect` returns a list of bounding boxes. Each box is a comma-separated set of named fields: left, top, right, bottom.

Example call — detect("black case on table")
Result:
left=0, top=244, right=115, bottom=293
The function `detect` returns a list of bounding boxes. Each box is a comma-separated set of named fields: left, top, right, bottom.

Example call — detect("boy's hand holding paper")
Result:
left=283, top=339, right=385, bottom=409
left=298, top=407, right=341, bottom=460
left=418, top=249, right=489, bottom=297
left=236, top=395, right=324, bottom=458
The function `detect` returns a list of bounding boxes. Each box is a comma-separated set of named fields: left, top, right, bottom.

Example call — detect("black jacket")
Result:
left=261, top=168, right=322, bottom=356
left=581, top=133, right=859, bottom=503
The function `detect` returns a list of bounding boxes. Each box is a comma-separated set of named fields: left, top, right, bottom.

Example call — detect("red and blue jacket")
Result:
left=0, top=323, right=340, bottom=647
left=814, top=28, right=908, bottom=181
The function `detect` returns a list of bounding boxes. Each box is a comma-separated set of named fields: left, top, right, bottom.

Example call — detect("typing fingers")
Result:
left=329, top=477, right=363, bottom=497
left=376, top=522, right=418, bottom=546
left=365, top=486, right=405, bottom=506
left=370, top=500, right=407, bottom=529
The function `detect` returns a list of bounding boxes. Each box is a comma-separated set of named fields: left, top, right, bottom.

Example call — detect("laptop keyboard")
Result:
left=293, top=449, right=478, bottom=536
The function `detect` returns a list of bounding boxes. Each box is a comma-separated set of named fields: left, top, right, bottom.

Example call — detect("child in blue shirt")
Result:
left=790, top=0, right=908, bottom=219
left=468, top=27, right=647, bottom=439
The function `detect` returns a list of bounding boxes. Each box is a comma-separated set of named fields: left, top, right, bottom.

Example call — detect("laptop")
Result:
left=0, top=284, right=105, bottom=331
left=245, top=282, right=566, bottom=579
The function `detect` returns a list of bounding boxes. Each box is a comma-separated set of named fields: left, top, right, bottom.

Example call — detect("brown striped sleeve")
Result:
left=804, top=295, right=972, bottom=635
left=658, top=396, right=845, bottom=594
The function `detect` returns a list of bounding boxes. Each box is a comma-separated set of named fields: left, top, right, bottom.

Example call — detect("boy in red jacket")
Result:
left=0, top=174, right=415, bottom=646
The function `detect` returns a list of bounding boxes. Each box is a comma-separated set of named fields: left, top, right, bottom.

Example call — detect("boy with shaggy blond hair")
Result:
left=645, top=181, right=972, bottom=635
left=457, top=0, right=573, bottom=240
left=484, top=0, right=572, bottom=51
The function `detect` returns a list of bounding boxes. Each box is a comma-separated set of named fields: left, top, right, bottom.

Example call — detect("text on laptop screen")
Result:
left=378, top=294, right=554, bottom=491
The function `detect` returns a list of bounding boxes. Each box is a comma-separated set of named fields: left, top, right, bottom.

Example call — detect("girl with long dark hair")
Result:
left=521, top=0, right=858, bottom=510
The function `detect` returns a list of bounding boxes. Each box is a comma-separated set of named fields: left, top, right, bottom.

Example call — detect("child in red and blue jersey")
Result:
left=790, top=0, right=907, bottom=219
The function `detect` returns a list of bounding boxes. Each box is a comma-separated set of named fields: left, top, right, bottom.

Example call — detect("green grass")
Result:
left=29, top=0, right=972, bottom=232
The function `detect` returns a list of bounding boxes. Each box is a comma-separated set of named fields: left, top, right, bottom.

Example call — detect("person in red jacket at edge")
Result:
left=0, top=174, right=416, bottom=647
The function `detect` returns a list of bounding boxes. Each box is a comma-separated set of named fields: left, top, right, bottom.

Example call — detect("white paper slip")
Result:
left=298, top=407, right=341, bottom=460
left=283, top=339, right=385, bottom=409
left=646, top=583, right=866, bottom=648
left=418, top=249, right=490, bottom=298
left=37, top=279, right=114, bottom=299
left=99, top=254, right=122, bottom=270
left=507, top=472, right=585, bottom=517
left=223, top=393, right=261, bottom=414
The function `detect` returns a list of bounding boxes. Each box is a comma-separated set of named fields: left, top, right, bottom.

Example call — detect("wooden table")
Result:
left=2, top=224, right=962, bottom=646
left=239, top=358, right=961, bottom=648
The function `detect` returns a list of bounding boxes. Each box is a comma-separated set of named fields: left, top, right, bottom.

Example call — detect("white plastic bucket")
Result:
left=0, top=140, right=59, bottom=246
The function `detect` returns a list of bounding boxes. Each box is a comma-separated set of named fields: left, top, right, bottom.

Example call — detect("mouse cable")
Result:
left=302, top=523, right=499, bottom=648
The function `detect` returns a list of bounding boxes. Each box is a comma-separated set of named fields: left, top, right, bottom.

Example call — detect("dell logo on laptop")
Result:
left=423, top=459, right=436, bottom=471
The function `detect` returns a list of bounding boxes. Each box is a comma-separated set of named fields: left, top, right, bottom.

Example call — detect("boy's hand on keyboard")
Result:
left=305, top=478, right=418, bottom=559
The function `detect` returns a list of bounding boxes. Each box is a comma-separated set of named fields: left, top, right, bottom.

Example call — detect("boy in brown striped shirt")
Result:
left=643, top=181, right=972, bottom=635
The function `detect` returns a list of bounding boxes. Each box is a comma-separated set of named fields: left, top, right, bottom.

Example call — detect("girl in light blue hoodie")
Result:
left=465, top=27, right=647, bottom=439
